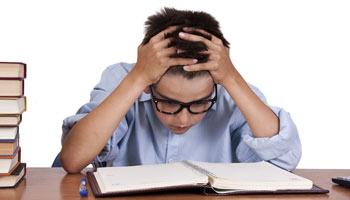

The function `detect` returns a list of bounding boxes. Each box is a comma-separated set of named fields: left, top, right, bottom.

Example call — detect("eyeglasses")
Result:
left=150, top=84, right=217, bottom=115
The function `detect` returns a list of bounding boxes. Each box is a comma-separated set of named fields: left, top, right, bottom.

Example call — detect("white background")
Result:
left=1, top=0, right=349, bottom=168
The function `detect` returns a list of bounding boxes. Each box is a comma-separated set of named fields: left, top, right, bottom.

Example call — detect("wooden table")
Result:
left=0, top=168, right=349, bottom=199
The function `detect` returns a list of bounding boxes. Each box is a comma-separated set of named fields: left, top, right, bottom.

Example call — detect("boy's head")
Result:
left=143, top=8, right=226, bottom=134
left=142, top=7, right=229, bottom=79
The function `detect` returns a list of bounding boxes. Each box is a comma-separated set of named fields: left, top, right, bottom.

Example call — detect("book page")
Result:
left=187, top=161, right=313, bottom=191
left=0, top=127, right=17, bottom=139
left=94, top=162, right=208, bottom=194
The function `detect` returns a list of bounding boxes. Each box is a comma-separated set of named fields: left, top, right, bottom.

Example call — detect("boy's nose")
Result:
left=176, top=107, right=191, bottom=124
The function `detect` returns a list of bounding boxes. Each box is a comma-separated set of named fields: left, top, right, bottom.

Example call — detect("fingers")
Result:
left=146, top=27, right=176, bottom=51
left=183, top=62, right=215, bottom=72
left=182, top=27, right=223, bottom=45
left=154, top=37, right=173, bottom=49
left=161, top=47, right=177, bottom=57
left=179, top=31, right=221, bottom=52
left=157, top=47, right=198, bottom=66
left=143, top=25, right=219, bottom=70
left=150, top=26, right=178, bottom=43
left=169, top=57, right=199, bottom=67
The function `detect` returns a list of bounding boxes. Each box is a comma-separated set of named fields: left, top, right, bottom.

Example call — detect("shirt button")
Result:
left=169, top=158, right=174, bottom=163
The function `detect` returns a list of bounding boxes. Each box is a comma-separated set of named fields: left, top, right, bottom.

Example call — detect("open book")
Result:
left=87, top=161, right=328, bottom=197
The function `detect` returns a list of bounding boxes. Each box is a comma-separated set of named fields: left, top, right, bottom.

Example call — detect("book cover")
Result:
left=202, top=184, right=329, bottom=196
left=0, top=163, right=26, bottom=188
left=87, top=170, right=204, bottom=197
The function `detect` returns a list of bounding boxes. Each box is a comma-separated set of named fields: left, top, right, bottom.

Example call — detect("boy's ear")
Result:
left=144, top=87, right=150, bottom=94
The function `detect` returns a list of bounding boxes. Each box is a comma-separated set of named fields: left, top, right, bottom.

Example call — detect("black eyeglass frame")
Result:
left=150, top=84, right=217, bottom=115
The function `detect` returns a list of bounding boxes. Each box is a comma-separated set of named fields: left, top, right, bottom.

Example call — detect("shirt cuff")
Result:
left=241, top=107, right=300, bottom=161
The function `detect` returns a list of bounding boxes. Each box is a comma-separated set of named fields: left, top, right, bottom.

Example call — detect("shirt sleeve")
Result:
left=235, top=85, right=302, bottom=171
left=61, top=63, right=132, bottom=166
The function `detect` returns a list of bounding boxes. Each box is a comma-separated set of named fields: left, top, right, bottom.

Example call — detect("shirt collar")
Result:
left=139, top=92, right=151, bottom=102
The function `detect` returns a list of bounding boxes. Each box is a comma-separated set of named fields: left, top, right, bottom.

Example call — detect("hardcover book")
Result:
left=0, top=79, right=24, bottom=97
left=87, top=160, right=329, bottom=197
left=0, top=115, right=22, bottom=127
left=0, top=127, right=18, bottom=142
left=0, top=97, right=26, bottom=115
left=0, top=132, right=19, bottom=155
left=0, top=163, right=26, bottom=188
left=0, top=62, right=26, bottom=79
left=0, top=147, right=20, bottom=175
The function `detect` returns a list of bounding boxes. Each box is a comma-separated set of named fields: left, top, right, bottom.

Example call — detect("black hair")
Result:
left=142, top=7, right=230, bottom=79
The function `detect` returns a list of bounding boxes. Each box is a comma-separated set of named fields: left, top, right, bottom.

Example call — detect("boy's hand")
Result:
left=134, top=26, right=198, bottom=86
left=178, top=27, right=236, bottom=87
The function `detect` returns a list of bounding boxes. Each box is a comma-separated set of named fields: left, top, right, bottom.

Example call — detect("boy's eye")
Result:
left=190, top=101, right=211, bottom=111
left=157, top=101, right=181, bottom=112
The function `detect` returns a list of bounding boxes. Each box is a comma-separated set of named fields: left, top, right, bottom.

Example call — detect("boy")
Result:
left=60, top=8, right=301, bottom=173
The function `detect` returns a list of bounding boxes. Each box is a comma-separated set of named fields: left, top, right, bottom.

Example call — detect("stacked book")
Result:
left=0, top=62, right=26, bottom=188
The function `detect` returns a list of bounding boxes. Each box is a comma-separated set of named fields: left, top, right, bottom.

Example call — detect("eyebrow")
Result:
left=153, top=86, right=214, bottom=103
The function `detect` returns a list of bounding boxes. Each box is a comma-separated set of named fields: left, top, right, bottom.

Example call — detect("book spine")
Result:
left=23, top=63, right=27, bottom=79
left=182, top=161, right=217, bottom=178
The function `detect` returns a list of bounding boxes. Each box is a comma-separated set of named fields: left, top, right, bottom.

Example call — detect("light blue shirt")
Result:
left=62, top=62, right=301, bottom=171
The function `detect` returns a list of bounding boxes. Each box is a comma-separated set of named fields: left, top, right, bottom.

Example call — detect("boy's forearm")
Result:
left=60, top=68, right=148, bottom=173
left=222, top=68, right=279, bottom=138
